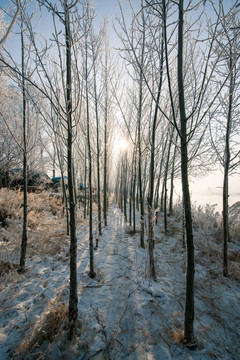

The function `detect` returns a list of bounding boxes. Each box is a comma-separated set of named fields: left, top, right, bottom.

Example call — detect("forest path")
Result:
left=76, top=204, right=184, bottom=360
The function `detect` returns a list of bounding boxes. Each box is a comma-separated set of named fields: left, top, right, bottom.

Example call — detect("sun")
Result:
left=119, top=138, right=129, bottom=151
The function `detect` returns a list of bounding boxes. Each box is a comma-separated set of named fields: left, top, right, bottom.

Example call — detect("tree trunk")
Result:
left=169, top=136, right=178, bottom=215
left=129, top=174, right=132, bottom=226
left=103, top=48, right=108, bottom=227
left=148, top=34, right=164, bottom=279
left=65, top=3, right=78, bottom=339
left=154, top=133, right=168, bottom=223
left=19, top=20, right=28, bottom=272
left=163, top=127, right=174, bottom=232
left=61, top=172, right=69, bottom=235
left=133, top=151, right=137, bottom=233
left=85, top=35, right=95, bottom=279
left=92, top=47, right=102, bottom=236
left=223, top=48, right=233, bottom=277
left=84, top=144, right=87, bottom=220
left=123, top=155, right=128, bottom=222
left=178, top=0, right=195, bottom=347
left=137, top=3, right=146, bottom=249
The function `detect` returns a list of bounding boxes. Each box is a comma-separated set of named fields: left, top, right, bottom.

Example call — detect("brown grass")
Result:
left=0, top=260, right=19, bottom=276
left=229, top=262, right=240, bottom=282
left=228, top=250, right=240, bottom=262
left=13, top=297, right=68, bottom=359
left=170, top=328, right=184, bottom=344
left=166, top=221, right=181, bottom=236
left=0, top=189, right=67, bottom=264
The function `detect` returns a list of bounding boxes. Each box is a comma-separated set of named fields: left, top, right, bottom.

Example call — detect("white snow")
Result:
left=0, top=204, right=240, bottom=359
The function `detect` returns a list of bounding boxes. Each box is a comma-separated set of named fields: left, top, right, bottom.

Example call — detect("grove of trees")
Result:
left=0, top=0, right=239, bottom=348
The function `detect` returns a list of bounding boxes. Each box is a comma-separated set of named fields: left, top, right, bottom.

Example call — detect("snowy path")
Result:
left=76, top=206, right=187, bottom=360
left=76, top=205, right=240, bottom=360
left=0, top=204, right=239, bottom=359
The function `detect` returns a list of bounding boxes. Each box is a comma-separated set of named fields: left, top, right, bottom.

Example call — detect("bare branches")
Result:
left=0, top=0, right=20, bottom=49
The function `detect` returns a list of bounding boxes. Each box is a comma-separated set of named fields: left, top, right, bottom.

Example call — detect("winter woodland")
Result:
left=0, top=0, right=240, bottom=359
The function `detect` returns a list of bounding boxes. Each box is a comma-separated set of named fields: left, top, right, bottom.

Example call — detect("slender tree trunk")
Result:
left=178, top=0, right=195, bottom=347
left=133, top=151, right=137, bottom=233
left=169, top=136, right=178, bottom=215
left=129, top=174, right=132, bottom=226
left=138, top=153, right=144, bottom=248
left=65, top=3, right=78, bottom=339
left=61, top=171, right=69, bottom=235
left=92, top=48, right=102, bottom=236
left=137, top=76, right=145, bottom=248
left=103, top=49, right=108, bottom=227
left=64, top=185, right=70, bottom=235
left=84, top=144, right=87, bottom=220
left=103, top=112, right=108, bottom=226
left=160, top=180, right=165, bottom=212
left=85, top=35, right=95, bottom=279
left=163, top=127, right=174, bottom=232
left=148, top=37, right=164, bottom=279
left=154, top=133, right=168, bottom=223
left=137, top=2, right=146, bottom=249
left=52, top=145, right=56, bottom=178
left=19, top=21, right=28, bottom=271
left=123, top=155, right=128, bottom=222
left=136, top=183, right=139, bottom=212
left=223, top=49, right=233, bottom=277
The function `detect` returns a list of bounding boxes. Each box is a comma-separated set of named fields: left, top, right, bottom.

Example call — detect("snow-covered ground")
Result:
left=0, top=203, right=240, bottom=359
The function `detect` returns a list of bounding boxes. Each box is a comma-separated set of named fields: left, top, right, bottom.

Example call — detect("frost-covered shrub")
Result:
left=172, top=198, right=184, bottom=222
left=172, top=199, right=220, bottom=239
left=192, top=203, right=219, bottom=236
left=228, top=202, right=240, bottom=243
left=214, top=202, right=240, bottom=244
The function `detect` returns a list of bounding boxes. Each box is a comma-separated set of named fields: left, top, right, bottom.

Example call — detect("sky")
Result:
left=0, top=0, right=239, bottom=212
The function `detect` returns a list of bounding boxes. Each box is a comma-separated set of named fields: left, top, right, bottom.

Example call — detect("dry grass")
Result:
left=166, top=221, right=181, bottom=236
left=0, top=189, right=67, bottom=264
left=0, top=188, right=63, bottom=223
left=0, top=260, right=19, bottom=276
left=170, top=328, right=184, bottom=344
left=228, top=250, right=240, bottom=262
left=229, top=262, right=240, bottom=282
left=13, top=297, right=68, bottom=359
